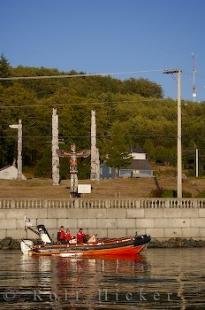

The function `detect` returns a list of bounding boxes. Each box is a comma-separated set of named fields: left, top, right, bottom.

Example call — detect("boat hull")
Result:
left=28, top=241, right=147, bottom=258
left=21, top=231, right=151, bottom=258
left=58, top=244, right=146, bottom=258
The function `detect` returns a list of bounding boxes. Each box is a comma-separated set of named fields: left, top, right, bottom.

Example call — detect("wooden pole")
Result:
left=52, top=108, right=60, bottom=185
left=90, top=110, right=100, bottom=180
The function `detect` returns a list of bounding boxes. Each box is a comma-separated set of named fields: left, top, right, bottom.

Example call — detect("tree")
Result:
left=123, top=78, right=163, bottom=98
left=105, top=122, right=132, bottom=170
left=0, top=54, right=11, bottom=78
left=1, top=61, right=205, bottom=177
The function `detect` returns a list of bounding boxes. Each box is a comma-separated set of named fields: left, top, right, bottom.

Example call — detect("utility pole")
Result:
left=195, top=148, right=199, bottom=178
left=163, top=69, right=182, bottom=199
left=90, top=110, right=100, bottom=180
left=9, top=119, right=23, bottom=180
left=52, top=108, right=60, bottom=185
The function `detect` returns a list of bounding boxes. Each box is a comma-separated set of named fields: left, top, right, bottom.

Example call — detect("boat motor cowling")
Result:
left=37, top=225, right=52, bottom=244
left=134, top=234, right=151, bottom=246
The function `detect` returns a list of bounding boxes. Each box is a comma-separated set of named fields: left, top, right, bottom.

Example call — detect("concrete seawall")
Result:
left=0, top=198, right=205, bottom=241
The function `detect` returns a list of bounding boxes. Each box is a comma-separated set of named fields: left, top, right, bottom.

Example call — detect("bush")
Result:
left=150, top=188, right=192, bottom=198
left=196, top=191, right=205, bottom=198
left=161, top=189, right=177, bottom=198
left=34, top=148, right=51, bottom=178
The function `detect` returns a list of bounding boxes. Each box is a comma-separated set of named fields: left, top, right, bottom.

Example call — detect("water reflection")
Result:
left=0, top=249, right=205, bottom=309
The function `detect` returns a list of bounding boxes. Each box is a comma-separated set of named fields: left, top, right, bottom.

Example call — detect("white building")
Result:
left=119, top=147, right=153, bottom=178
left=0, top=164, right=26, bottom=180
left=101, top=147, right=153, bottom=178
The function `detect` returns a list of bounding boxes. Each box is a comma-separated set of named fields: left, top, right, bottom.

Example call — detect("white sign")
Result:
left=78, top=184, right=92, bottom=194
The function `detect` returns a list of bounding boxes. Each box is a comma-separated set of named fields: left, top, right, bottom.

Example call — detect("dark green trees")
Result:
left=0, top=57, right=204, bottom=177
left=0, top=54, right=11, bottom=78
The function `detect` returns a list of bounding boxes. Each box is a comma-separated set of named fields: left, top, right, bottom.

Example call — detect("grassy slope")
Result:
left=0, top=177, right=204, bottom=199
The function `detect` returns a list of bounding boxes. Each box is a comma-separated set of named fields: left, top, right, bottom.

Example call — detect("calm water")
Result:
left=0, top=248, right=205, bottom=309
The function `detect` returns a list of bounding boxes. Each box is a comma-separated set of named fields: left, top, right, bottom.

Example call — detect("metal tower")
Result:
left=192, top=53, right=197, bottom=101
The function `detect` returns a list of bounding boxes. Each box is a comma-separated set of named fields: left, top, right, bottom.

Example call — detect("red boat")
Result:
left=21, top=225, right=151, bottom=258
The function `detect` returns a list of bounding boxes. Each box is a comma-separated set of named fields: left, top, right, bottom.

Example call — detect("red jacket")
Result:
left=64, top=232, right=72, bottom=241
left=57, top=229, right=66, bottom=242
left=77, top=231, right=86, bottom=243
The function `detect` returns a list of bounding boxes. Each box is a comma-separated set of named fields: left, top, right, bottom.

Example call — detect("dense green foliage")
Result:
left=0, top=55, right=205, bottom=178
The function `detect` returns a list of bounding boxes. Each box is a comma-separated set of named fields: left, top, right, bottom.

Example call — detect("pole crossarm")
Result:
left=163, top=68, right=182, bottom=74
left=9, top=124, right=19, bottom=129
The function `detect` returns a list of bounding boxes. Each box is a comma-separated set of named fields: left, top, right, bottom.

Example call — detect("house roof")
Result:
left=129, top=159, right=152, bottom=170
left=0, top=165, right=27, bottom=180
left=0, top=165, right=10, bottom=171
left=130, top=146, right=145, bottom=154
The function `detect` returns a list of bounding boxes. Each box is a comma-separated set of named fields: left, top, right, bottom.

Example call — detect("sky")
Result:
left=1, top=0, right=205, bottom=101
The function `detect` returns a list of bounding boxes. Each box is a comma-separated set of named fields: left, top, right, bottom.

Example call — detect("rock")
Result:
left=0, top=237, right=20, bottom=250
left=0, top=237, right=12, bottom=249
left=148, top=237, right=205, bottom=248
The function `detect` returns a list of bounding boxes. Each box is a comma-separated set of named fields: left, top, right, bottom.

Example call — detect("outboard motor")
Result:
left=134, top=234, right=151, bottom=246
left=20, top=240, right=33, bottom=255
left=37, top=225, right=52, bottom=244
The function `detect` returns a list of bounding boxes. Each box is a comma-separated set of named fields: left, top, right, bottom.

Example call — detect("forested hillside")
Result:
left=0, top=55, right=205, bottom=178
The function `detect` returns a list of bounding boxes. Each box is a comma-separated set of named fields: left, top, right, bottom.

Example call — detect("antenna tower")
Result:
left=192, top=53, right=197, bottom=101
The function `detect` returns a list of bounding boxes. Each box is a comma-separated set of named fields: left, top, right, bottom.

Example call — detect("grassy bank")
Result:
left=0, top=177, right=205, bottom=199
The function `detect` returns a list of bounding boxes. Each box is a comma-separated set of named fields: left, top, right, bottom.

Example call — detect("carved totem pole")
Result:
left=90, top=110, right=100, bottom=180
left=9, top=119, right=23, bottom=180
left=57, top=144, right=90, bottom=197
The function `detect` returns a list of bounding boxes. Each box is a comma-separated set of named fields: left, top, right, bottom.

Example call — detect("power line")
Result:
left=0, top=69, right=163, bottom=81
left=0, top=132, right=181, bottom=139
left=0, top=97, right=184, bottom=109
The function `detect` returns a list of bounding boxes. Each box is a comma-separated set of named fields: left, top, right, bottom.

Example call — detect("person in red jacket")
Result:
left=76, top=228, right=86, bottom=244
left=64, top=228, right=73, bottom=243
left=57, top=226, right=66, bottom=243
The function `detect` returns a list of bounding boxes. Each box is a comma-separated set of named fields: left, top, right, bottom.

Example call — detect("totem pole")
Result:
left=90, top=110, right=100, bottom=180
left=9, top=119, right=23, bottom=180
left=57, top=144, right=90, bottom=197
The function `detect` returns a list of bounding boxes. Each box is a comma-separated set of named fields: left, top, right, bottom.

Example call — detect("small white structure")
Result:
left=131, top=150, right=146, bottom=160
left=0, top=164, right=26, bottom=180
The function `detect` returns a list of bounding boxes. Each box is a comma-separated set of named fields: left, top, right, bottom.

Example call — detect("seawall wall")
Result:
left=0, top=198, right=205, bottom=241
